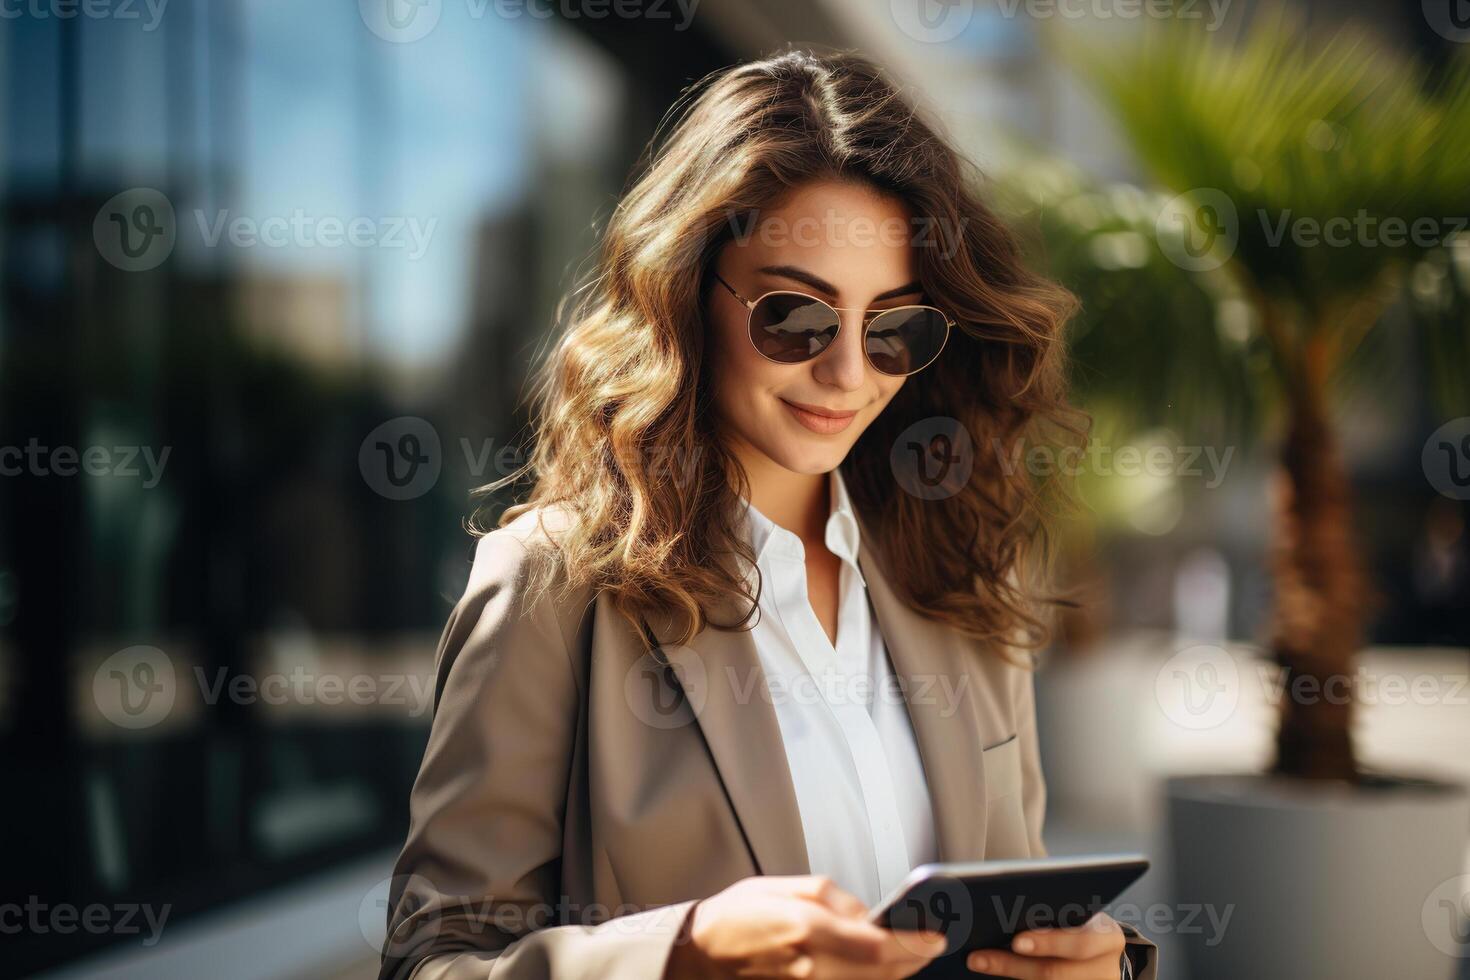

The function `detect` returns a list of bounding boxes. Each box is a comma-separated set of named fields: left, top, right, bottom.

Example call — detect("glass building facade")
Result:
left=0, top=3, right=728, bottom=973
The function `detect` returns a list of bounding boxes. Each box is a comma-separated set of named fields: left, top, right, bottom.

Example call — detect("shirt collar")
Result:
left=740, top=468, right=867, bottom=589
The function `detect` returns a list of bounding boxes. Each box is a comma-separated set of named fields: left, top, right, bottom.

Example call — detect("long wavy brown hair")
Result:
left=477, top=49, right=1086, bottom=658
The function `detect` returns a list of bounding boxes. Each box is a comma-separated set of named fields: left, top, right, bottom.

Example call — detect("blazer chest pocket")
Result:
left=981, top=734, right=1029, bottom=857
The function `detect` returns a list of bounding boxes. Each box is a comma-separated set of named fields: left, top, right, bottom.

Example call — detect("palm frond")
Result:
left=994, top=157, right=1267, bottom=449
left=1056, top=9, right=1470, bottom=342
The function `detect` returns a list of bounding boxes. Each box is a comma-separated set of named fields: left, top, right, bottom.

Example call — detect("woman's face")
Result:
left=707, top=180, right=919, bottom=477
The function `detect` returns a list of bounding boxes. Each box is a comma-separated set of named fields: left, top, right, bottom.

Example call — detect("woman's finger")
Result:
left=1011, top=917, right=1124, bottom=961
left=798, top=875, right=870, bottom=919
left=888, top=927, right=952, bottom=960
left=799, top=949, right=942, bottom=980
left=801, top=909, right=938, bottom=963
left=967, top=949, right=1106, bottom=979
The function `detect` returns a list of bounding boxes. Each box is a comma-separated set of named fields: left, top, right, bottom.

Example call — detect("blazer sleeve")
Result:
left=1013, top=658, right=1160, bottom=980
left=1015, top=653, right=1048, bottom=860
left=378, top=530, right=697, bottom=980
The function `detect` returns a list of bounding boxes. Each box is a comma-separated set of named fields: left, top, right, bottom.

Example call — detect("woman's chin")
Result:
left=766, top=440, right=851, bottom=475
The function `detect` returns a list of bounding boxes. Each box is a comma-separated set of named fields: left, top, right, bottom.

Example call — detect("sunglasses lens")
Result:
left=866, top=307, right=950, bottom=376
left=750, top=293, right=840, bottom=363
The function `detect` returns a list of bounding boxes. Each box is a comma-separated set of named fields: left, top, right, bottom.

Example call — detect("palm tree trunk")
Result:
left=1269, top=364, right=1366, bottom=781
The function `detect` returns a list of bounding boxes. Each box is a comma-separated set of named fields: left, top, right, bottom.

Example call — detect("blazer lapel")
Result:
left=855, top=522, right=991, bottom=864
left=645, top=584, right=811, bottom=878
left=644, top=516, right=992, bottom=876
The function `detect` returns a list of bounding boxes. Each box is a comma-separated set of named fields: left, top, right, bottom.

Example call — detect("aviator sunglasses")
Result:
left=712, top=270, right=954, bottom=377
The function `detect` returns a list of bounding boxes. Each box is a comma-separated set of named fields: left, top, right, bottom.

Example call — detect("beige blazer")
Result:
left=379, top=508, right=1158, bottom=980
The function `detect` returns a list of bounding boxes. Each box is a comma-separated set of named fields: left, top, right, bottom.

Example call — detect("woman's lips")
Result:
left=781, top=398, right=857, bottom=435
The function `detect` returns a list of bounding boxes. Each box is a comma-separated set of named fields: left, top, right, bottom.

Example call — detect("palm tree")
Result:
left=1046, top=10, right=1470, bottom=780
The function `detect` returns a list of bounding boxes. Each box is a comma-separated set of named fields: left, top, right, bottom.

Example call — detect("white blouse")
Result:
left=738, top=468, right=938, bottom=909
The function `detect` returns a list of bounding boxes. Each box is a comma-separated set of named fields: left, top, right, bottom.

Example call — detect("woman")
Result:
left=379, top=50, right=1157, bottom=980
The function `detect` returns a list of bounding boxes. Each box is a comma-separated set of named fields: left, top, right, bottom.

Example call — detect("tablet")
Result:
left=870, top=854, right=1149, bottom=978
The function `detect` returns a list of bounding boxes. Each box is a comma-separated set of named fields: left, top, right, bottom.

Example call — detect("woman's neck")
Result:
left=731, top=441, right=830, bottom=545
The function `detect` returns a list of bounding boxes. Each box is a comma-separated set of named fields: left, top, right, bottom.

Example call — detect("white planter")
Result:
left=1166, top=773, right=1470, bottom=980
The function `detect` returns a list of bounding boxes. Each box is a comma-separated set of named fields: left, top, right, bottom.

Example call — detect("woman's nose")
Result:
left=811, top=310, right=868, bottom=391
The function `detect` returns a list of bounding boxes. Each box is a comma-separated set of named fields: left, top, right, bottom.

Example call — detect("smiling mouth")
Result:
left=780, top=398, right=858, bottom=435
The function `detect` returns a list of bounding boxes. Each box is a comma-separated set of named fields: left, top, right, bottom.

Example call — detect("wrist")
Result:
left=662, top=900, right=707, bottom=980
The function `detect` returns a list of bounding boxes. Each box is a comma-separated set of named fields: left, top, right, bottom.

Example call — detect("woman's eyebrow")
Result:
left=758, top=264, right=924, bottom=303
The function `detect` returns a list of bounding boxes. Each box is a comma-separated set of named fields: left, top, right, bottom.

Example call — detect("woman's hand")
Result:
left=665, top=874, right=948, bottom=979
left=966, top=912, right=1128, bottom=978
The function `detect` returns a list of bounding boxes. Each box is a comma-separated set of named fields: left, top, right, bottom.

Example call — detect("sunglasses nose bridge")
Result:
left=806, top=302, right=869, bottom=383
left=838, top=304, right=869, bottom=347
